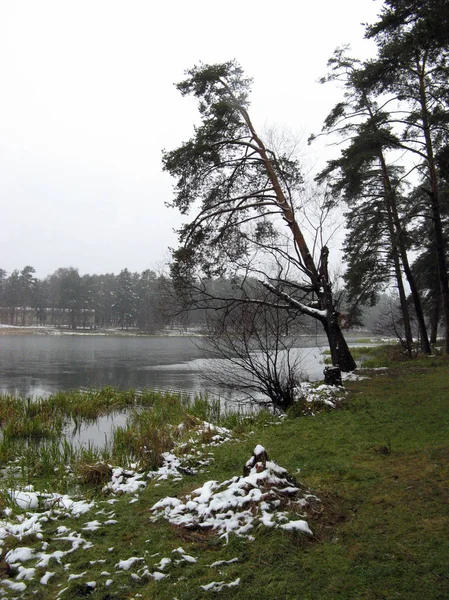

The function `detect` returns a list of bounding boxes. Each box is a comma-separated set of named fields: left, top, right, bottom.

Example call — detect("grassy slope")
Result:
left=2, top=354, right=449, bottom=599
left=149, top=356, right=449, bottom=599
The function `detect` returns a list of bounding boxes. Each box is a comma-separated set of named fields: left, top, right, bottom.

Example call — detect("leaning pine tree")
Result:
left=163, top=61, right=356, bottom=377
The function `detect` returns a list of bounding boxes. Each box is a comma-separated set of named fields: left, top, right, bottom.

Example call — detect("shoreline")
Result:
left=0, top=325, right=375, bottom=341
left=0, top=325, right=203, bottom=337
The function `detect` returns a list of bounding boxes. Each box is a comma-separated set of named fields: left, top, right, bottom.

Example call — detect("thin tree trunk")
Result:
left=430, top=297, right=439, bottom=344
left=319, top=263, right=357, bottom=372
left=367, top=104, right=431, bottom=354
left=417, top=59, right=449, bottom=353
left=400, top=252, right=431, bottom=353
left=378, top=153, right=431, bottom=353
left=383, top=189, right=414, bottom=355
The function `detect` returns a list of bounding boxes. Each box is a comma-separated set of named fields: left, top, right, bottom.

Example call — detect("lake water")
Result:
left=0, top=332, right=370, bottom=447
left=0, top=333, right=330, bottom=400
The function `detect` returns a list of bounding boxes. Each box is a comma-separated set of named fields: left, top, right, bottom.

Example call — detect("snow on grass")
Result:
left=116, top=557, right=145, bottom=571
left=16, top=566, right=36, bottom=580
left=151, top=571, right=167, bottom=580
left=67, top=571, right=87, bottom=580
left=7, top=487, right=94, bottom=515
left=103, top=467, right=147, bottom=495
left=280, top=519, right=313, bottom=534
left=154, top=557, right=172, bottom=570
left=342, top=371, right=368, bottom=381
left=82, top=520, right=102, bottom=531
left=0, top=425, right=316, bottom=595
left=295, top=381, right=348, bottom=412
left=1, top=579, right=27, bottom=592
left=102, top=421, right=234, bottom=496
left=209, top=557, right=239, bottom=567
left=151, top=446, right=317, bottom=542
left=0, top=489, right=94, bottom=555
left=200, top=577, right=241, bottom=592
left=5, top=546, right=35, bottom=564
left=9, top=489, right=39, bottom=510
left=40, top=571, right=55, bottom=584
left=179, top=553, right=197, bottom=563
left=0, top=487, right=101, bottom=595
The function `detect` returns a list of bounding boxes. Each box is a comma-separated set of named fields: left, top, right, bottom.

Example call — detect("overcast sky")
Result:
left=0, top=0, right=381, bottom=279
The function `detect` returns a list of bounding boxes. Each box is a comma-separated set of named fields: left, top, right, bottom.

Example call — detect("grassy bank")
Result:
left=0, top=351, right=448, bottom=598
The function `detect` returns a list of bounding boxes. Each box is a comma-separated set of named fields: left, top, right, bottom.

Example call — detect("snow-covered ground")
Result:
left=0, top=444, right=316, bottom=596
left=0, top=419, right=237, bottom=595
left=150, top=444, right=317, bottom=542
left=0, top=383, right=349, bottom=596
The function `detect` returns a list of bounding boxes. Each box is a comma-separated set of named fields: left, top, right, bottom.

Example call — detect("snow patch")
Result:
left=151, top=447, right=316, bottom=542
left=116, top=557, right=144, bottom=571
left=201, top=577, right=241, bottom=592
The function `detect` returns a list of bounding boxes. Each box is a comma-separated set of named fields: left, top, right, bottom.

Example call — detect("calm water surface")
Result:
left=0, top=333, right=370, bottom=447
left=0, top=333, right=328, bottom=399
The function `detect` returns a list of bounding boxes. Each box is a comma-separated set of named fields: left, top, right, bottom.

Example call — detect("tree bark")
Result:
left=430, top=297, right=439, bottom=345
left=417, top=58, right=449, bottom=353
left=368, top=99, right=431, bottom=355
left=322, top=308, right=357, bottom=372
left=318, top=251, right=357, bottom=372
left=380, top=159, right=414, bottom=355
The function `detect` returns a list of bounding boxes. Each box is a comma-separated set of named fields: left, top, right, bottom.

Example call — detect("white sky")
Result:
left=0, top=0, right=381, bottom=279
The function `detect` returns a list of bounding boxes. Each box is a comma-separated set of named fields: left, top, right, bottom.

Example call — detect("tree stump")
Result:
left=323, top=366, right=342, bottom=386
left=243, top=445, right=269, bottom=476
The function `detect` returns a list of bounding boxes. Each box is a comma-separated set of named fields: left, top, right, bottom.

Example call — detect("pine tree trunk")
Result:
left=322, top=312, right=357, bottom=372
left=418, top=64, right=449, bottom=353
left=384, top=196, right=413, bottom=355
left=319, top=275, right=357, bottom=373
left=430, top=299, right=439, bottom=345
left=401, top=257, right=431, bottom=354
left=378, top=151, right=431, bottom=354
left=242, top=100, right=357, bottom=377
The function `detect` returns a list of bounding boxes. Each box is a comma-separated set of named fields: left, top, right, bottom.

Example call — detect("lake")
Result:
left=0, top=332, right=330, bottom=401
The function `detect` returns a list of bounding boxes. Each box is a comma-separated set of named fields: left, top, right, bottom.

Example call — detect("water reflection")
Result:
left=0, top=334, right=328, bottom=399
left=0, top=333, right=372, bottom=448
left=67, top=412, right=129, bottom=448
left=0, top=335, right=210, bottom=398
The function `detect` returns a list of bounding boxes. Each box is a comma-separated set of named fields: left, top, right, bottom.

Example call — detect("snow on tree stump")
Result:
left=243, top=444, right=269, bottom=476
left=323, top=366, right=342, bottom=387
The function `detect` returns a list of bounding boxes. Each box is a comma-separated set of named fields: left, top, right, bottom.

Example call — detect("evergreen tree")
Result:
left=163, top=61, right=356, bottom=374
left=58, top=268, right=87, bottom=330
left=136, top=270, right=165, bottom=333
left=364, top=0, right=449, bottom=351
left=19, top=266, right=36, bottom=325
left=5, top=270, right=21, bottom=324
left=0, top=269, right=7, bottom=308
left=313, top=48, right=431, bottom=353
left=114, top=269, right=137, bottom=329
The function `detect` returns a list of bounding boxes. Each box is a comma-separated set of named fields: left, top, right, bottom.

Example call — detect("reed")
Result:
left=0, top=387, right=244, bottom=485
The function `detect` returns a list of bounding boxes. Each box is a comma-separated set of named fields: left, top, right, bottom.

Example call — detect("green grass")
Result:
left=0, top=352, right=448, bottom=598
left=324, top=343, right=419, bottom=368
left=348, top=343, right=414, bottom=367
left=0, top=388, right=229, bottom=482
left=0, top=387, right=223, bottom=425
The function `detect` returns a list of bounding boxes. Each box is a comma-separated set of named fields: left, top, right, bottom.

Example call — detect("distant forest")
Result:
left=0, top=266, right=171, bottom=332
left=0, top=266, right=254, bottom=332
left=0, top=264, right=407, bottom=337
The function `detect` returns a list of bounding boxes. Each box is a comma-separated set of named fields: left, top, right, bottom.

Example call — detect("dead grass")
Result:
left=77, top=461, right=112, bottom=486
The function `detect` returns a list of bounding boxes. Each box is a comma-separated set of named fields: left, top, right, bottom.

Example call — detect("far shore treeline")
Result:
left=0, top=265, right=259, bottom=333
left=0, top=264, right=420, bottom=337
left=0, top=266, right=171, bottom=332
